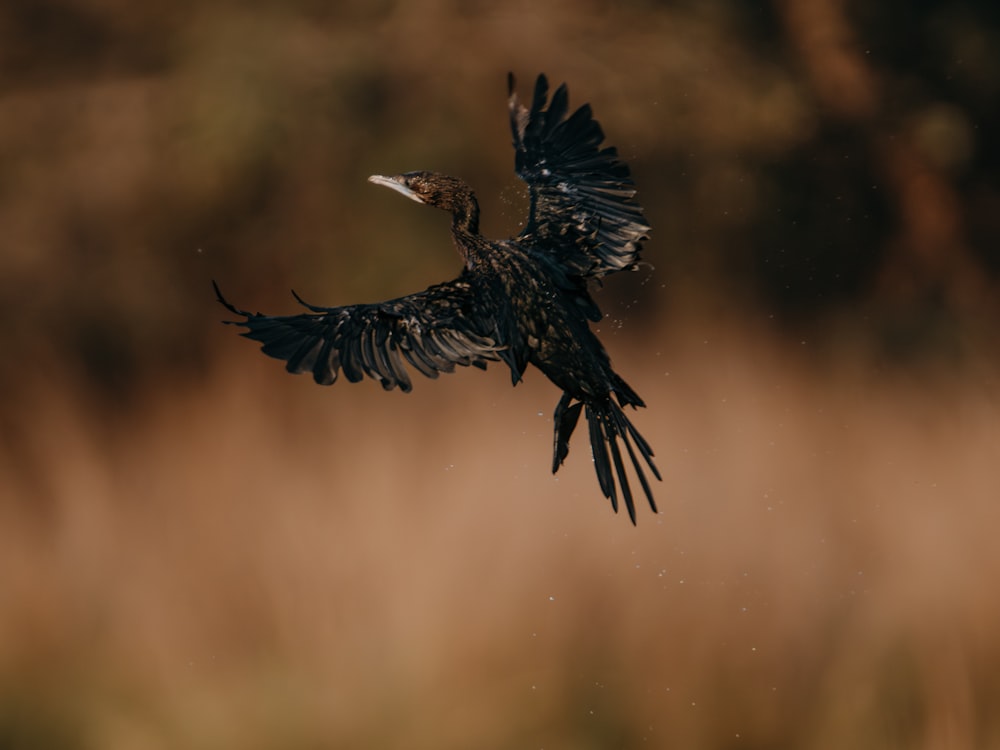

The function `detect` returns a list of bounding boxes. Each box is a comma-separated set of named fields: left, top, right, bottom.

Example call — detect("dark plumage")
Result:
left=215, top=73, right=660, bottom=523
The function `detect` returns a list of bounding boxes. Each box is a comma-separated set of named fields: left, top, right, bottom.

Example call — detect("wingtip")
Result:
left=212, top=280, right=242, bottom=317
left=533, top=72, right=549, bottom=101
left=509, top=72, right=555, bottom=97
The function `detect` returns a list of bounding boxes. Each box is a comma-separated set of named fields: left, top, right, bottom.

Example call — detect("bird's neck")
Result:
left=450, top=192, right=480, bottom=236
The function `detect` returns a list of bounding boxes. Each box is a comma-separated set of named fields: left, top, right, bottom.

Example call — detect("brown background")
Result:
left=2, top=1, right=999, bottom=747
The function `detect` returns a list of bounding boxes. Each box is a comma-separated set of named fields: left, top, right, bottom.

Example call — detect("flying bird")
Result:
left=214, top=73, right=660, bottom=523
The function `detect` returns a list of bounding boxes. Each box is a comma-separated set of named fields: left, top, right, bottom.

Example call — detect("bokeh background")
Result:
left=2, top=1, right=999, bottom=748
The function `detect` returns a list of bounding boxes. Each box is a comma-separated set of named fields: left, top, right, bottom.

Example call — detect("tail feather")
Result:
left=552, top=390, right=660, bottom=524
left=587, top=404, right=617, bottom=509
left=613, top=410, right=656, bottom=514
left=605, top=423, right=634, bottom=522
left=617, top=408, right=662, bottom=483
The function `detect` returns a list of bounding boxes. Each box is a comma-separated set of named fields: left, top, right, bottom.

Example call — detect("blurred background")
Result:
left=1, top=0, right=999, bottom=747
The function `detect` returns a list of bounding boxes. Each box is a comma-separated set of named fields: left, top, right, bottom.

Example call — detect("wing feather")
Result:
left=213, top=279, right=501, bottom=392
left=508, top=73, right=650, bottom=279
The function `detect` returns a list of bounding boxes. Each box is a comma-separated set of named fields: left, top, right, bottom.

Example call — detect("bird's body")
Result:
left=215, top=74, right=659, bottom=522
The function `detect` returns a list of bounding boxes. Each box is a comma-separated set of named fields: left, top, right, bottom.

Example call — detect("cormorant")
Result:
left=214, top=73, right=660, bottom=523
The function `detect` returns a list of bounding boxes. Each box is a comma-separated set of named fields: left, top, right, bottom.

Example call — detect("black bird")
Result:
left=214, top=73, right=660, bottom=523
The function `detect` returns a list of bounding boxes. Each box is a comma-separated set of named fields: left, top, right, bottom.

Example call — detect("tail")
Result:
left=552, top=384, right=661, bottom=524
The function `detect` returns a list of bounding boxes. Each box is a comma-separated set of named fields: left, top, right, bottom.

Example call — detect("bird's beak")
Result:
left=368, top=174, right=424, bottom=204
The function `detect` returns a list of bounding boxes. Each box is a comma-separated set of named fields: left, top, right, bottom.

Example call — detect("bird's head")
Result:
left=368, top=171, right=475, bottom=214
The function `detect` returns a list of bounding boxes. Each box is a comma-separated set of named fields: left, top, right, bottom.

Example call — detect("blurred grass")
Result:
left=2, top=0, right=1000, bottom=747
left=2, top=323, right=999, bottom=748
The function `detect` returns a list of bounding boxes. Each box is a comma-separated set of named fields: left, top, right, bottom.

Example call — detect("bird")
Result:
left=214, top=73, right=660, bottom=523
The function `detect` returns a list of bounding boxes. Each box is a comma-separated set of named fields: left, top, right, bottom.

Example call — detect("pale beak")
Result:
left=368, top=174, right=424, bottom=204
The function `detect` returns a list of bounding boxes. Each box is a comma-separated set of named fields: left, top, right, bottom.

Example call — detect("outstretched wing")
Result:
left=508, top=73, right=650, bottom=279
left=213, top=278, right=502, bottom=392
